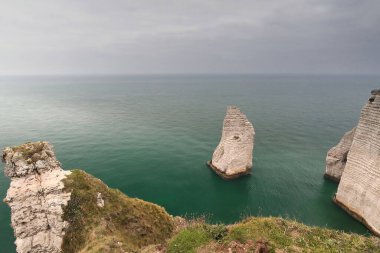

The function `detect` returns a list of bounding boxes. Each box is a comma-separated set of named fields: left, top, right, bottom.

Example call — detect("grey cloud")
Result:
left=0, top=0, right=379, bottom=74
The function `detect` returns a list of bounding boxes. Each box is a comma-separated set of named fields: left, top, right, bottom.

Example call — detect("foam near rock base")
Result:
left=3, top=142, right=71, bottom=253
left=208, top=106, right=255, bottom=179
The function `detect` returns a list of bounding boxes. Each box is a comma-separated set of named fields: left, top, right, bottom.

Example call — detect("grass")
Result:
left=226, top=217, right=380, bottom=252
left=166, top=226, right=212, bottom=253
left=59, top=169, right=380, bottom=253
left=166, top=224, right=227, bottom=253
left=167, top=217, right=380, bottom=253
left=61, top=170, right=174, bottom=253
left=11, top=141, right=46, bottom=162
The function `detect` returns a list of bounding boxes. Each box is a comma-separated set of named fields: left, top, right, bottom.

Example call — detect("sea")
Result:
left=0, top=74, right=379, bottom=252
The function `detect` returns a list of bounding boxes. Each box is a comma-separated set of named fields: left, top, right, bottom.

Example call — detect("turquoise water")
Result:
left=0, top=74, right=379, bottom=252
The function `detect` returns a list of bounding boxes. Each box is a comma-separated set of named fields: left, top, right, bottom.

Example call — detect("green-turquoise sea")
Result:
left=0, top=74, right=379, bottom=252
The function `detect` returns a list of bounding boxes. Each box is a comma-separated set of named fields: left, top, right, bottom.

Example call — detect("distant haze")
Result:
left=1, top=0, right=379, bottom=75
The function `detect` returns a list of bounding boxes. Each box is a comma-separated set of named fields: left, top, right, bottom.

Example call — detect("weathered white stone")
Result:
left=96, top=192, right=105, bottom=208
left=2, top=142, right=71, bottom=253
left=208, top=106, right=255, bottom=179
left=324, top=127, right=356, bottom=182
left=334, top=89, right=380, bottom=236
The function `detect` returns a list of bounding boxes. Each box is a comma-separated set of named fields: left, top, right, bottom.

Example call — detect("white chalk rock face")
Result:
left=324, top=127, right=356, bottom=182
left=2, top=142, right=71, bottom=253
left=335, top=89, right=380, bottom=236
left=208, top=106, right=255, bottom=179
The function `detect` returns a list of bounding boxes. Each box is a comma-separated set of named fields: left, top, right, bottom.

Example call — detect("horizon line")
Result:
left=1, top=72, right=380, bottom=77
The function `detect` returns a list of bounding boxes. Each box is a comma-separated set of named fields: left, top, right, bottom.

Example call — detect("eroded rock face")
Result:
left=324, top=127, right=356, bottom=182
left=2, top=142, right=71, bottom=253
left=208, top=106, right=255, bottom=179
left=334, top=89, right=380, bottom=236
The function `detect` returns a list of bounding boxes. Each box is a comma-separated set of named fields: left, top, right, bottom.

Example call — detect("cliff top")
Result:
left=3, top=141, right=51, bottom=162
left=371, top=89, right=380, bottom=95
left=167, top=217, right=380, bottom=252
left=3, top=142, right=176, bottom=253
left=2, top=141, right=60, bottom=178
left=61, top=169, right=175, bottom=252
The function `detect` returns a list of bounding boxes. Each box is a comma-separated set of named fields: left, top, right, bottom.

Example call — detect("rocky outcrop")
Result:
left=96, top=192, right=104, bottom=208
left=2, top=139, right=380, bottom=252
left=332, top=89, right=380, bottom=236
left=2, top=142, right=71, bottom=253
left=208, top=106, right=255, bottom=179
left=324, top=127, right=356, bottom=182
left=3, top=142, right=175, bottom=253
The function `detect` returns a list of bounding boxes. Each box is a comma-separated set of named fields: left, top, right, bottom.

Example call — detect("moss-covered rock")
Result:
left=62, top=170, right=174, bottom=253
left=10, top=141, right=47, bottom=163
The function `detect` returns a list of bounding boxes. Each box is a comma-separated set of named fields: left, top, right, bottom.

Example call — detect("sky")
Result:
left=0, top=0, right=379, bottom=75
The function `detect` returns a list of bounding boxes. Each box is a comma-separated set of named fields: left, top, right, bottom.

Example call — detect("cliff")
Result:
left=2, top=142, right=71, bottom=253
left=333, top=89, right=380, bottom=236
left=3, top=142, right=379, bottom=252
left=208, top=106, right=255, bottom=179
left=3, top=142, right=174, bottom=253
left=324, top=127, right=356, bottom=182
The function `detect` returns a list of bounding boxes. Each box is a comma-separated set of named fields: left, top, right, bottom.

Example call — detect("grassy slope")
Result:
left=167, top=217, right=380, bottom=253
left=62, top=170, right=174, bottom=253
left=61, top=170, right=380, bottom=253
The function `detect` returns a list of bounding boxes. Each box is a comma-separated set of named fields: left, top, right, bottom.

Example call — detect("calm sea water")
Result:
left=0, top=74, right=379, bottom=252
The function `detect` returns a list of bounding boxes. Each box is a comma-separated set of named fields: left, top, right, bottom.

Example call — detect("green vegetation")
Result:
left=166, top=224, right=227, bottom=253
left=60, top=170, right=379, bottom=253
left=226, top=217, right=380, bottom=252
left=62, top=170, right=174, bottom=253
left=11, top=141, right=46, bottom=162
left=167, top=225, right=213, bottom=253
left=167, top=217, right=380, bottom=253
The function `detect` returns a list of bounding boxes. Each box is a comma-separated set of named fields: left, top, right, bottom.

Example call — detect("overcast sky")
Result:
left=0, top=0, right=379, bottom=75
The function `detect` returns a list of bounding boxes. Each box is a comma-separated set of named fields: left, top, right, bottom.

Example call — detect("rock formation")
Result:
left=2, top=139, right=380, bottom=252
left=328, top=89, right=380, bottom=236
left=324, top=127, right=356, bottom=182
left=96, top=192, right=104, bottom=208
left=2, top=142, right=71, bottom=253
left=3, top=141, right=175, bottom=253
left=208, top=106, right=255, bottom=179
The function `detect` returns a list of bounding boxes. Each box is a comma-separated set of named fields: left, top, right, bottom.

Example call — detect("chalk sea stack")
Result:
left=325, top=89, right=380, bottom=236
left=208, top=106, right=255, bottom=179
left=324, top=127, right=356, bottom=182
